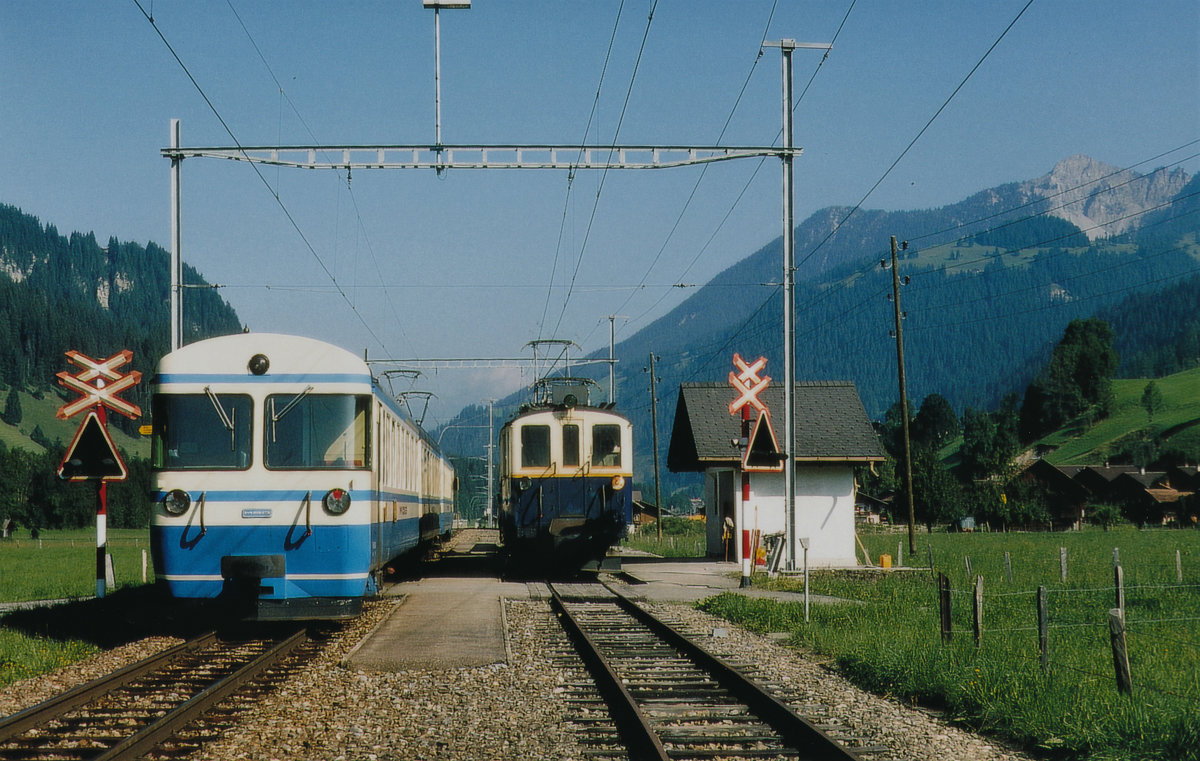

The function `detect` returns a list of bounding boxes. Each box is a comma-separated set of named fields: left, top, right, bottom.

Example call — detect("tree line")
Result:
left=865, top=317, right=1199, bottom=531
left=0, top=203, right=242, bottom=533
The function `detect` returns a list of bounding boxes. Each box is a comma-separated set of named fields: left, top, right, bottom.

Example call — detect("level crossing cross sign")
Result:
left=728, top=353, right=770, bottom=415
left=55, top=350, right=142, bottom=420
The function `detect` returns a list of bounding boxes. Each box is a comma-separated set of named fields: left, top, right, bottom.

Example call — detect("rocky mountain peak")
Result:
left=1028, top=154, right=1190, bottom=240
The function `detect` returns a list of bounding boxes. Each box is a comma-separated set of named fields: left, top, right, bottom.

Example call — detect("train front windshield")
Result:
left=265, top=393, right=371, bottom=469
left=152, top=393, right=253, bottom=470
left=152, top=392, right=371, bottom=470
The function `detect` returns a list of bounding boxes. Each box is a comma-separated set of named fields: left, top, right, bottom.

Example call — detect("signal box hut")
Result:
left=667, top=381, right=884, bottom=568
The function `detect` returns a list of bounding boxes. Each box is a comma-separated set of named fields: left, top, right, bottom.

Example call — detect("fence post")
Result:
left=1004, top=551, right=1012, bottom=584
left=1177, top=549, right=1183, bottom=583
left=973, top=575, right=984, bottom=648
left=965, top=555, right=972, bottom=579
left=928, top=546, right=935, bottom=577
left=938, top=572, right=952, bottom=643
left=1060, top=546, right=1068, bottom=582
left=142, top=549, right=148, bottom=583
left=1114, top=563, right=1125, bottom=613
left=897, top=541, right=903, bottom=568
left=1113, top=546, right=1120, bottom=567
left=1108, top=608, right=1133, bottom=695
left=1037, top=585, right=1048, bottom=670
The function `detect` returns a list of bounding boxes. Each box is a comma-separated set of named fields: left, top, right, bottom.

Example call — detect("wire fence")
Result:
left=932, top=549, right=1200, bottom=707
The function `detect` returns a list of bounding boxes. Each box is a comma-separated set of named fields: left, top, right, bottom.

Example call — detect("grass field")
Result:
left=702, top=526, right=1200, bottom=761
left=0, top=528, right=153, bottom=602
left=621, top=516, right=708, bottom=557
left=0, top=528, right=158, bottom=690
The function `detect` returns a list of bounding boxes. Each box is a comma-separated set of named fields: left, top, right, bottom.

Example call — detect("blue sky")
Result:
left=2, top=1, right=1197, bottom=423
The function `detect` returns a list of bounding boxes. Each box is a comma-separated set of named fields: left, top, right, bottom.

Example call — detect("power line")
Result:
left=131, top=0, right=389, bottom=352
left=793, top=0, right=1036, bottom=276
left=552, top=0, right=660, bottom=340
left=539, top=0, right=628, bottom=341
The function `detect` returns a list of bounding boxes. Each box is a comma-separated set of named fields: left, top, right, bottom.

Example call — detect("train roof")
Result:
left=502, top=402, right=630, bottom=429
left=154, top=333, right=369, bottom=381
left=152, top=333, right=449, bottom=459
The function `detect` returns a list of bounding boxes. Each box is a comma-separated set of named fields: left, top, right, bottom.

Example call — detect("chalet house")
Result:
left=667, top=381, right=884, bottom=568
left=1017, top=461, right=1197, bottom=528
left=1014, top=459, right=1090, bottom=529
left=1074, top=465, right=1142, bottom=496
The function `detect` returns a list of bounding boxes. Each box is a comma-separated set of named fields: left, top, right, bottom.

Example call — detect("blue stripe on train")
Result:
left=151, top=518, right=424, bottom=600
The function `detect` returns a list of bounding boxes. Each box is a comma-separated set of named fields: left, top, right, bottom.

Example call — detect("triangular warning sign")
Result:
left=57, top=410, right=128, bottom=482
left=742, top=410, right=786, bottom=472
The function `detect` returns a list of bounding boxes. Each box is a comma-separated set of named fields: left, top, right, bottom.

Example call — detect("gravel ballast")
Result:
left=0, top=593, right=1040, bottom=760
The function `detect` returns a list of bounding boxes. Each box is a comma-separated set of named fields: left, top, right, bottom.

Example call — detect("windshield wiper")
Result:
left=203, top=386, right=237, bottom=451
left=270, top=385, right=314, bottom=442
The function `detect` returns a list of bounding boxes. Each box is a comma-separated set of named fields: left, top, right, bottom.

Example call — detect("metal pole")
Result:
left=891, top=236, right=916, bottom=554
left=781, top=42, right=797, bottom=571
left=763, top=37, right=830, bottom=571
left=434, top=5, right=442, bottom=146
left=487, top=399, right=494, bottom=528
left=648, top=353, right=663, bottom=541
left=609, top=315, right=617, bottom=404
left=170, top=119, right=182, bottom=351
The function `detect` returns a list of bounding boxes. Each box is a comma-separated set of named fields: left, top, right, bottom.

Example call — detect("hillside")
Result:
left=0, top=203, right=242, bottom=449
left=437, top=155, right=1199, bottom=509
left=1042, top=366, right=1200, bottom=466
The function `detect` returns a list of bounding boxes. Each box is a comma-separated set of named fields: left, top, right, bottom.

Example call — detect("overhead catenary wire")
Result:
left=676, top=0, right=1034, bottom=385
left=132, top=0, right=390, bottom=354
left=539, top=0, right=628, bottom=343
left=222, top=0, right=417, bottom=360
left=551, top=0, right=660, bottom=342
left=582, top=0, right=857, bottom=353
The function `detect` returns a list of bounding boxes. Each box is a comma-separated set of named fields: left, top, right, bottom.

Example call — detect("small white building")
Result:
left=667, top=381, right=884, bottom=569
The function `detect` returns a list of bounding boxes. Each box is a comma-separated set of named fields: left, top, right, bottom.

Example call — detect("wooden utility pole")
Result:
left=647, top=352, right=663, bottom=541
left=889, top=236, right=916, bottom=554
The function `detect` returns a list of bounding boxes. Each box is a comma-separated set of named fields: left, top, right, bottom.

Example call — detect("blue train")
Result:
left=148, top=333, right=455, bottom=620
left=497, top=380, right=633, bottom=572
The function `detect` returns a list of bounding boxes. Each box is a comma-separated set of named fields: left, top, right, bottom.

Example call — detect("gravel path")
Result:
left=1, top=595, right=1039, bottom=760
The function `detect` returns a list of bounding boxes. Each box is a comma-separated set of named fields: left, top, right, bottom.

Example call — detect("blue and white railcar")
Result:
left=149, top=333, right=454, bottom=620
left=498, top=395, right=632, bottom=571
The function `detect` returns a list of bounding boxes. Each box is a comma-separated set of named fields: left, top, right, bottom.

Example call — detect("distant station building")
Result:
left=667, top=381, right=884, bottom=568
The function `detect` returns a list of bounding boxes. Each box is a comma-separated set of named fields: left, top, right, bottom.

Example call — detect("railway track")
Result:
left=0, top=625, right=322, bottom=760
left=549, top=582, right=885, bottom=761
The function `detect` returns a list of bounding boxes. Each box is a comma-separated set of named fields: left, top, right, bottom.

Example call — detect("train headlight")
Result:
left=248, top=353, right=270, bottom=375
left=162, top=489, right=191, bottom=516
left=518, top=477, right=532, bottom=491
left=611, top=475, right=625, bottom=491
left=323, top=488, right=352, bottom=515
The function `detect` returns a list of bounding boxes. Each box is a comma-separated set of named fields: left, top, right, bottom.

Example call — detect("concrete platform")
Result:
left=343, top=576, right=545, bottom=671
left=343, top=548, right=856, bottom=672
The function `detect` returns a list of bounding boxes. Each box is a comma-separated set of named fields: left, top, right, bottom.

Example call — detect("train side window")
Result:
left=520, top=425, right=551, bottom=468
left=562, top=424, right=580, bottom=467
left=591, top=424, right=622, bottom=468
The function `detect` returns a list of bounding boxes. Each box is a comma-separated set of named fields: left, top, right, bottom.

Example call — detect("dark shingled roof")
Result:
left=667, top=381, right=885, bottom=472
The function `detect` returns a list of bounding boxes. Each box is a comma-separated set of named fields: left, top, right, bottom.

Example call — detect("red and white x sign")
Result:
left=56, top=350, right=143, bottom=420
left=728, top=353, right=770, bottom=415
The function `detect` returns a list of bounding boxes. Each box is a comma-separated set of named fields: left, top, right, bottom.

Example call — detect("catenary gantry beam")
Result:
left=160, top=144, right=796, bottom=171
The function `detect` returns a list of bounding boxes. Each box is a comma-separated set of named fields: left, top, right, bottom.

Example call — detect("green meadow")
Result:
left=702, top=527, right=1200, bottom=760
left=0, top=528, right=155, bottom=689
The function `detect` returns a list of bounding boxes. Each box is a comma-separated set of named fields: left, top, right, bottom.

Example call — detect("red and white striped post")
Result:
left=95, top=399, right=108, bottom=598
left=740, top=406, right=752, bottom=588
